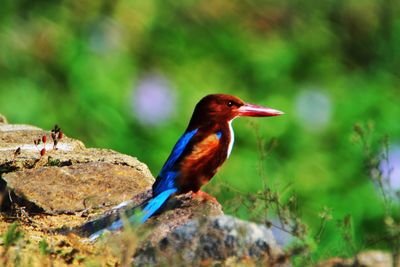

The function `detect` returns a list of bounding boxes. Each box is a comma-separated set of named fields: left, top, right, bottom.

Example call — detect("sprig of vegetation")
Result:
left=2, top=223, right=23, bottom=252
left=314, top=206, right=333, bottom=244
left=33, top=124, right=64, bottom=157
left=38, top=239, right=51, bottom=256
left=336, top=214, right=356, bottom=256
left=352, top=121, right=400, bottom=264
left=352, top=122, right=391, bottom=210
left=1, top=223, right=24, bottom=266
left=220, top=122, right=318, bottom=264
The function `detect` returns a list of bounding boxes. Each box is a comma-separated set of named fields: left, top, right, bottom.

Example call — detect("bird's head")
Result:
left=189, top=94, right=283, bottom=127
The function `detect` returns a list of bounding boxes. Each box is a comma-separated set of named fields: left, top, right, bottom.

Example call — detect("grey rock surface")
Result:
left=0, top=122, right=154, bottom=215
left=134, top=215, right=288, bottom=266
left=0, top=123, right=153, bottom=177
left=317, top=250, right=396, bottom=267
left=77, top=190, right=224, bottom=242
left=145, top=192, right=224, bottom=244
left=3, top=162, right=152, bottom=214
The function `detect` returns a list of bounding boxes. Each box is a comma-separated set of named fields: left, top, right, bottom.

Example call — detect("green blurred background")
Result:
left=1, top=0, right=400, bottom=262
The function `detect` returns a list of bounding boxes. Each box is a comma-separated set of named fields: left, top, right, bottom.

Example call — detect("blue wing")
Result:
left=153, top=128, right=198, bottom=195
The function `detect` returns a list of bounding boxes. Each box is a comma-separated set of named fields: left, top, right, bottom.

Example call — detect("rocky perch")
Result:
left=0, top=117, right=288, bottom=266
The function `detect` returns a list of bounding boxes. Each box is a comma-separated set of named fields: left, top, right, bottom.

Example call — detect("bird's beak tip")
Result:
left=238, top=103, right=284, bottom=117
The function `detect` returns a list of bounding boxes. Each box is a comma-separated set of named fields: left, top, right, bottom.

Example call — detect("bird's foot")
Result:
left=191, top=190, right=218, bottom=204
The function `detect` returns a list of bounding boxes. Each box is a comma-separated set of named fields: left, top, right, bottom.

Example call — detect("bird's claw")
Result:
left=191, top=190, right=219, bottom=204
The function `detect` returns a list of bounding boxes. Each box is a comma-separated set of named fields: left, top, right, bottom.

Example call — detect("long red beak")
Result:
left=238, top=103, right=284, bottom=117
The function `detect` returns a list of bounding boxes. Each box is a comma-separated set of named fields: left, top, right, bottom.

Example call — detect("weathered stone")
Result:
left=134, top=215, right=288, bottom=266
left=146, top=192, right=224, bottom=244
left=0, top=123, right=154, bottom=215
left=0, top=123, right=85, bottom=168
left=76, top=190, right=223, bottom=242
left=317, top=250, right=396, bottom=267
left=356, top=251, right=394, bottom=267
left=0, top=123, right=153, bottom=175
left=2, top=162, right=153, bottom=214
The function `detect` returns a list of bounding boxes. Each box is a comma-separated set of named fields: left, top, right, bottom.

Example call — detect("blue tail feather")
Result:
left=86, top=188, right=177, bottom=241
left=140, top=188, right=177, bottom=223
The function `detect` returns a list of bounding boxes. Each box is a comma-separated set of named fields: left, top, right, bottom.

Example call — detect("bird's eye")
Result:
left=227, top=101, right=234, bottom=107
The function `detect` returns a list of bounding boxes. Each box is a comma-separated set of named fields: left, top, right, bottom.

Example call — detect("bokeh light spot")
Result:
left=131, top=74, right=176, bottom=126
left=295, top=88, right=332, bottom=132
left=89, top=18, right=122, bottom=54
left=380, top=144, right=400, bottom=191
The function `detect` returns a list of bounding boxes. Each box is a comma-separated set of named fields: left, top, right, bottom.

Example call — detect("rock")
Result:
left=355, top=251, right=394, bottom=267
left=145, top=192, right=224, bottom=244
left=2, top=162, right=152, bottom=214
left=0, top=122, right=154, bottom=216
left=134, top=215, right=288, bottom=266
left=0, top=123, right=85, bottom=169
left=317, top=250, right=395, bottom=267
left=76, top=190, right=223, bottom=242
left=0, top=123, right=152, bottom=174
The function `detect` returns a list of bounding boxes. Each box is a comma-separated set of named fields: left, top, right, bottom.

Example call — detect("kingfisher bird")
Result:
left=84, top=94, right=283, bottom=240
